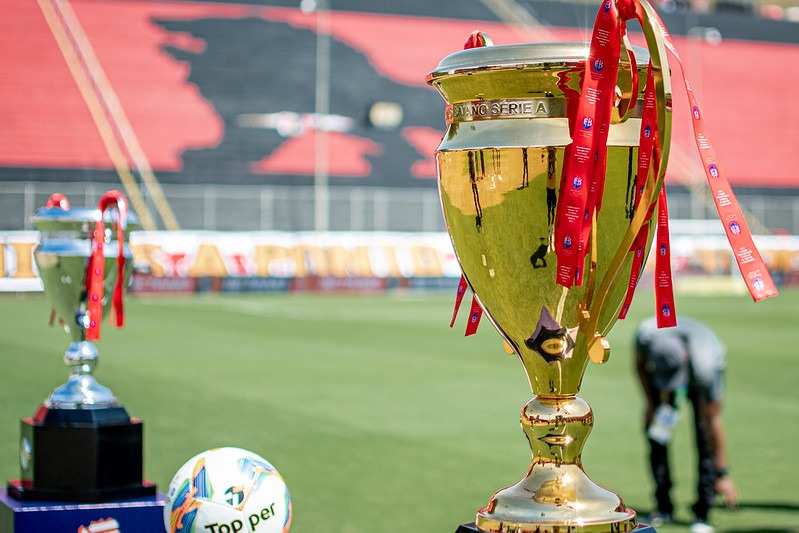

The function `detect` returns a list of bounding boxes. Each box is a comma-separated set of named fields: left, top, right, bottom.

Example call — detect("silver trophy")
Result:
left=33, top=192, right=136, bottom=409
left=8, top=191, right=156, bottom=502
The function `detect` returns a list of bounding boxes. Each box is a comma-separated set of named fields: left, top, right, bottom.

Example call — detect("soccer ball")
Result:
left=164, top=447, right=292, bottom=533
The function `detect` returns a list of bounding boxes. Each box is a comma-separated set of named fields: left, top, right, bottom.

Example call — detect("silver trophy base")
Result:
left=47, top=374, right=118, bottom=409
left=47, top=341, right=118, bottom=409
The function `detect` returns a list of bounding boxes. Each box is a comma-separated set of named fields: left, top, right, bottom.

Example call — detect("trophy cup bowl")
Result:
left=428, top=40, right=670, bottom=533
left=7, top=192, right=157, bottom=503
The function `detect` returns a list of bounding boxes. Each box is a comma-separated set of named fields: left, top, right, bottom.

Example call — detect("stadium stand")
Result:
left=0, top=0, right=797, bottom=232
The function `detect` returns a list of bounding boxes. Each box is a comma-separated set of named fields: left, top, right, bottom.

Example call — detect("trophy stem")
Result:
left=46, top=341, right=118, bottom=409
left=475, top=395, right=636, bottom=533
left=65, top=339, right=98, bottom=374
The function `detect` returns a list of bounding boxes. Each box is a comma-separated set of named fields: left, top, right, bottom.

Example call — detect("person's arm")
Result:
left=635, top=348, right=656, bottom=426
left=702, top=399, right=738, bottom=508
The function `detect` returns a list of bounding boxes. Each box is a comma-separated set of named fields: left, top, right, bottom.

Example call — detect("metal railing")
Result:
left=0, top=181, right=796, bottom=234
left=0, top=182, right=447, bottom=233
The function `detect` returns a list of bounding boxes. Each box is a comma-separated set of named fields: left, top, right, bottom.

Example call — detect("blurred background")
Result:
left=0, top=1, right=798, bottom=532
left=0, top=0, right=798, bottom=235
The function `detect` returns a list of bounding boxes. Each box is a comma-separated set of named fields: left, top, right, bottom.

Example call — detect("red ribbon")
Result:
left=450, top=274, right=468, bottom=328
left=651, top=14, right=778, bottom=302
left=85, top=190, right=128, bottom=341
left=654, top=186, right=677, bottom=327
left=448, top=275, right=484, bottom=335
left=449, top=2, right=777, bottom=339
left=558, top=0, right=776, bottom=330
left=619, top=64, right=662, bottom=319
left=554, top=0, right=623, bottom=289
left=464, top=296, right=483, bottom=337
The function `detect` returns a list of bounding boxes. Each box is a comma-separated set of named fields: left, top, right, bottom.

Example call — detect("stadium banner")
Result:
left=0, top=232, right=41, bottom=292
left=1, top=230, right=797, bottom=293
left=0, top=231, right=463, bottom=294
left=130, top=273, right=199, bottom=295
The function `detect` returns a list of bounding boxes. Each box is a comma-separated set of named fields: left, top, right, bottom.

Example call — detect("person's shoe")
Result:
left=645, top=512, right=672, bottom=527
left=689, top=520, right=715, bottom=533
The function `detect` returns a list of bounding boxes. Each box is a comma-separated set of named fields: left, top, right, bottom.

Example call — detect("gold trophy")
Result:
left=427, top=13, right=671, bottom=533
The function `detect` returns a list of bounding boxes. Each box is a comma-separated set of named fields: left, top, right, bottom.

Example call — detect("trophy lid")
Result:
left=32, top=205, right=140, bottom=234
left=427, top=41, right=650, bottom=81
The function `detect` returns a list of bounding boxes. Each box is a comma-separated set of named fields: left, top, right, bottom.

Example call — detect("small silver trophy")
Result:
left=8, top=191, right=156, bottom=502
left=33, top=191, right=135, bottom=410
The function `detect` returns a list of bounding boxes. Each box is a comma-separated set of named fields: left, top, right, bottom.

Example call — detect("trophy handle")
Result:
left=612, top=35, right=638, bottom=125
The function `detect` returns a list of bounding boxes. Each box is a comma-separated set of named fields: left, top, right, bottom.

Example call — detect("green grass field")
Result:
left=1, top=287, right=798, bottom=532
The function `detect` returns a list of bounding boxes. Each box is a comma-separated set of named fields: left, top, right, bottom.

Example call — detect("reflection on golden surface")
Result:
left=475, top=397, right=637, bottom=532
left=437, top=141, right=649, bottom=532
left=438, top=144, right=643, bottom=395
left=439, top=148, right=547, bottom=216
left=534, top=476, right=578, bottom=505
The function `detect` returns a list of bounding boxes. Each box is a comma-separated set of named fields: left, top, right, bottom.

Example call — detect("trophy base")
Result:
left=7, top=406, right=155, bottom=503
left=456, top=523, right=658, bottom=533
left=46, top=371, right=119, bottom=410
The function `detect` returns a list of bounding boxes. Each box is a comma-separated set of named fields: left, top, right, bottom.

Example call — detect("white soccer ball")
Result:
left=164, top=447, right=292, bottom=533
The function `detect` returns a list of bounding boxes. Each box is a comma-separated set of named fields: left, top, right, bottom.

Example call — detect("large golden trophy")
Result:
left=427, top=2, right=674, bottom=532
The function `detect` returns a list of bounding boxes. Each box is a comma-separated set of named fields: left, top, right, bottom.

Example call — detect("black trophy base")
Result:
left=7, top=405, right=156, bottom=503
left=456, top=523, right=658, bottom=532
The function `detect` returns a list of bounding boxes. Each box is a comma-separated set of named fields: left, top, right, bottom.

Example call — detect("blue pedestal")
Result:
left=0, top=488, right=165, bottom=532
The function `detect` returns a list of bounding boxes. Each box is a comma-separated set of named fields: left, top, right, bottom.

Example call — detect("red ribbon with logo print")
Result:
left=85, top=190, right=129, bottom=341
left=652, top=15, right=778, bottom=302
left=464, top=296, right=483, bottom=337
left=555, top=0, right=679, bottom=340
left=449, top=0, right=776, bottom=339
left=619, top=63, right=676, bottom=326
left=556, top=0, right=775, bottom=335
left=450, top=275, right=468, bottom=328
left=554, top=0, right=623, bottom=289
left=619, top=69, right=655, bottom=320
left=654, top=186, right=677, bottom=326
left=449, top=274, right=484, bottom=336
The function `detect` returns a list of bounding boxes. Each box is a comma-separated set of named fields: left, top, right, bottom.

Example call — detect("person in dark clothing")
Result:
left=635, top=317, right=738, bottom=533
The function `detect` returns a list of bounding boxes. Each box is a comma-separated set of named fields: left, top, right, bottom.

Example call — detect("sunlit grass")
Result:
left=0, top=287, right=797, bottom=532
